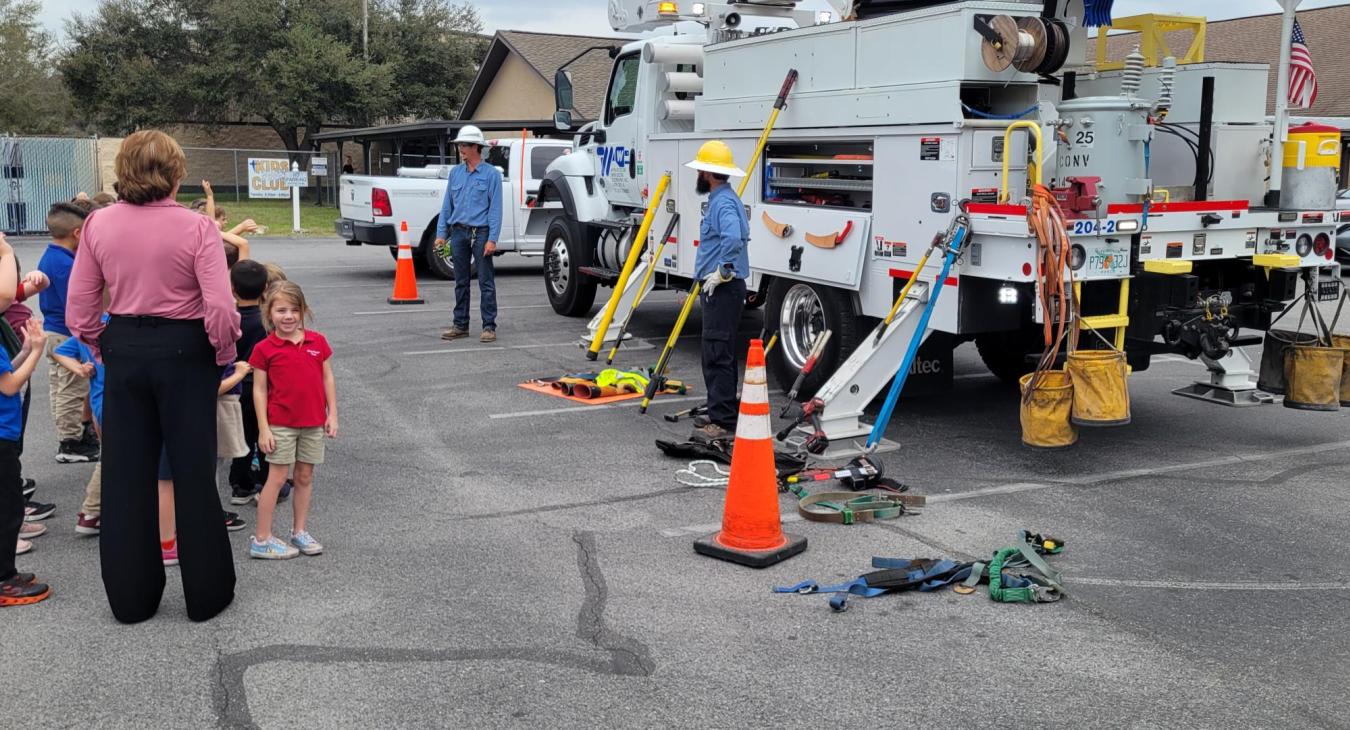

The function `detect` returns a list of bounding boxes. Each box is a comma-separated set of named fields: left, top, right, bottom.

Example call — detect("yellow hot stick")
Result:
left=639, top=282, right=701, bottom=414
left=874, top=247, right=936, bottom=345
left=586, top=173, right=672, bottom=360
left=607, top=213, right=681, bottom=364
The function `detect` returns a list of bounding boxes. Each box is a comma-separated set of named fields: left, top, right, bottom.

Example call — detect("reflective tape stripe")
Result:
left=398, top=245, right=414, bottom=260
left=742, top=381, right=769, bottom=405
left=736, top=414, right=771, bottom=440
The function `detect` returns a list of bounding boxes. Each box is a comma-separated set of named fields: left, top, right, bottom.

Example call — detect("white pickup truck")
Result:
left=335, top=138, right=572, bottom=279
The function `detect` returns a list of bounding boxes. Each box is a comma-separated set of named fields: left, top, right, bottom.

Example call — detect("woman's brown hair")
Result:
left=115, top=130, right=187, bottom=204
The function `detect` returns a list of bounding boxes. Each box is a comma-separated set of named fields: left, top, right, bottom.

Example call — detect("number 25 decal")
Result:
left=1075, top=130, right=1095, bottom=146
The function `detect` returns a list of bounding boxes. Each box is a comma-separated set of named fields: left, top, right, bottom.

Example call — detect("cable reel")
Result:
left=975, top=15, right=1070, bottom=75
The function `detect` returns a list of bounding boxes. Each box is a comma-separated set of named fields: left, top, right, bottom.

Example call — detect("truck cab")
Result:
left=337, top=137, right=571, bottom=279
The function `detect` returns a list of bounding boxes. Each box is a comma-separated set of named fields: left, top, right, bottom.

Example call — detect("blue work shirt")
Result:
left=37, top=243, right=77, bottom=336
left=695, top=183, right=750, bottom=280
left=55, top=330, right=104, bottom=426
left=0, top=348, right=24, bottom=441
left=435, top=161, right=504, bottom=243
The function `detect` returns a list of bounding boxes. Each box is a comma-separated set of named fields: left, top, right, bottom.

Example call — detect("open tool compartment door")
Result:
left=750, top=140, right=874, bottom=289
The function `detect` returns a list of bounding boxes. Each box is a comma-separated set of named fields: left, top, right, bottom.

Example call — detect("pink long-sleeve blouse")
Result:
left=67, top=199, right=241, bottom=365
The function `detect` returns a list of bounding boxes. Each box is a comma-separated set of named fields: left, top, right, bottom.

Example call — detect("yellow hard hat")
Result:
left=685, top=140, right=746, bottom=177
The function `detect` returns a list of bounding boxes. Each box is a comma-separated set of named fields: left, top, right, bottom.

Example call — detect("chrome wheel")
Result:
left=780, top=283, right=826, bottom=372
left=547, top=235, right=571, bottom=297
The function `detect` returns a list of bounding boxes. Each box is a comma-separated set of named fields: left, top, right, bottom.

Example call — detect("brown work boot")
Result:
left=480, top=329, right=497, bottom=343
left=441, top=326, right=469, bottom=341
left=691, top=423, right=732, bottom=445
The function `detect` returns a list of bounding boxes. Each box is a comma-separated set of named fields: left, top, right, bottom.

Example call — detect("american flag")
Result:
left=1288, top=19, right=1318, bottom=109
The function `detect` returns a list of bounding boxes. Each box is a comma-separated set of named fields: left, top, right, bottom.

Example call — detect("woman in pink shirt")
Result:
left=67, top=130, right=241, bottom=624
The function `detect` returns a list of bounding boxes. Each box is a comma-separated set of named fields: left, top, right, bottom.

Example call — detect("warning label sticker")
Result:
left=920, top=138, right=941, bottom=161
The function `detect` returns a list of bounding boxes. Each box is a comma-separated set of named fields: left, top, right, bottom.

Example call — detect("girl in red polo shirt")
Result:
left=247, top=282, right=338, bottom=560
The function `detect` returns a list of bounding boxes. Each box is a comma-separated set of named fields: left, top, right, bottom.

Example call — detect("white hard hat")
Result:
left=453, top=125, right=487, bottom=146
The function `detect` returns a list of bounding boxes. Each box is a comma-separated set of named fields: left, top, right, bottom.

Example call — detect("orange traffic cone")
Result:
left=694, top=339, right=808, bottom=568
left=388, top=220, right=424, bottom=305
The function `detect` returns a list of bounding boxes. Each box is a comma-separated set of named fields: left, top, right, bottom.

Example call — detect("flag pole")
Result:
left=1267, top=0, right=1303, bottom=207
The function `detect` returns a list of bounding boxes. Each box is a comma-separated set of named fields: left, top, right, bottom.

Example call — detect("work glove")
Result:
left=702, top=264, right=734, bottom=296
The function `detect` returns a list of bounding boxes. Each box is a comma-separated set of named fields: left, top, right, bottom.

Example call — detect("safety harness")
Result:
left=783, top=455, right=925, bottom=524
left=776, top=530, right=1066, bottom=611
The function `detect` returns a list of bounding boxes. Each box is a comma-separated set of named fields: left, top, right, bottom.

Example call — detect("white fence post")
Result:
left=291, top=161, right=301, bottom=233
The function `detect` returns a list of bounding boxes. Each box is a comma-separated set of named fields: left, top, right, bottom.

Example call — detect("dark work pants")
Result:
left=701, top=278, right=747, bottom=430
left=229, top=390, right=260, bottom=492
left=100, top=318, right=235, bottom=623
left=450, top=226, right=497, bottom=331
left=0, top=440, right=20, bottom=581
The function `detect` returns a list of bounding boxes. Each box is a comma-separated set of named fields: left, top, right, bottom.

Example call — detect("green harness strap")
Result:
left=987, top=544, right=1065, bottom=603
left=786, top=484, right=923, bottom=524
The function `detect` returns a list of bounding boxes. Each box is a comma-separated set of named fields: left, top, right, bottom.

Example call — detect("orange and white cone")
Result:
left=388, top=220, right=424, bottom=305
left=694, top=339, right=808, bottom=568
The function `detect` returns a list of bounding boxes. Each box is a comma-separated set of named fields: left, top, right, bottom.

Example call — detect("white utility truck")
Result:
left=535, top=0, right=1342, bottom=443
left=336, top=137, right=572, bottom=278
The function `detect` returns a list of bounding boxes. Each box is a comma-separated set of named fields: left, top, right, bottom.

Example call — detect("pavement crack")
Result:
left=452, top=486, right=705, bottom=521
left=572, top=531, right=656, bottom=677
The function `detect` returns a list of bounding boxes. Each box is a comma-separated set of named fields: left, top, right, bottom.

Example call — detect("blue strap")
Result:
left=866, top=224, right=968, bottom=450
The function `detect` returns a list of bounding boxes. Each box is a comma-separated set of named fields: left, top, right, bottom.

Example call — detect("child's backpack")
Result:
left=0, top=319, right=21, bottom=359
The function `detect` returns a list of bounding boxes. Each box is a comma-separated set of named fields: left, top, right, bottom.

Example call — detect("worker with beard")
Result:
left=685, top=141, right=749, bottom=445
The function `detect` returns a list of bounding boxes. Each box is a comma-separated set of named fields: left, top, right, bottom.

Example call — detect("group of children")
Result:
left=2, top=183, right=338, bottom=608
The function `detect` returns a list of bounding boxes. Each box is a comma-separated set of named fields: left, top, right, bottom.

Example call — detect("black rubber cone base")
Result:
left=693, top=532, right=807, bottom=568
left=388, top=297, right=425, bottom=305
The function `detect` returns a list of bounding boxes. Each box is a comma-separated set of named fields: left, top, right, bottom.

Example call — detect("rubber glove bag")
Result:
left=1065, top=349, right=1131, bottom=426
left=1019, top=370, right=1077, bottom=449
left=1283, top=344, right=1345, bottom=411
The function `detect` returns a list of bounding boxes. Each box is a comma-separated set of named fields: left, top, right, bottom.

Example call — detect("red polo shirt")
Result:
left=249, top=330, right=332, bottom=428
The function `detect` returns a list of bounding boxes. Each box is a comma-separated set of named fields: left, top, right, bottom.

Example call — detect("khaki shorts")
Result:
left=267, top=426, right=325, bottom=465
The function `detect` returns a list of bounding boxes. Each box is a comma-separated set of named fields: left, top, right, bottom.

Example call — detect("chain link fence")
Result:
left=1, top=136, right=101, bottom=235
left=180, top=147, right=342, bottom=207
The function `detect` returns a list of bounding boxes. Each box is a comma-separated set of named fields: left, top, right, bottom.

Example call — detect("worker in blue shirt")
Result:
left=686, top=140, right=750, bottom=444
left=434, top=125, right=504, bottom=343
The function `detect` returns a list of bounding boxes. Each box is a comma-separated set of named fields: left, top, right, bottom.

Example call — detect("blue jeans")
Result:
left=451, top=226, right=497, bottom=331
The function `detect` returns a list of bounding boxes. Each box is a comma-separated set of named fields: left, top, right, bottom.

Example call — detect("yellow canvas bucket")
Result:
left=1330, top=335, right=1350, bottom=407
left=1257, top=329, right=1318, bottom=394
left=1283, top=344, right=1345, bottom=411
left=1066, top=350, right=1131, bottom=426
left=1019, top=370, right=1077, bottom=449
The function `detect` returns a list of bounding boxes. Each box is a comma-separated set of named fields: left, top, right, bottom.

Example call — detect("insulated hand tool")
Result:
left=606, top=213, right=681, bottom=365
left=776, top=397, right=829, bottom=455
left=587, top=173, right=672, bottom=361
left=664, top=404, right=707, bottom=423
left=779, top=329, right=832, bottom=418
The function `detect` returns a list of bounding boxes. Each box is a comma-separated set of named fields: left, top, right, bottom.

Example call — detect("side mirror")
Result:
left=554, top=69, right=575, bottom=116
left=554, top=110, right=574, bottom=131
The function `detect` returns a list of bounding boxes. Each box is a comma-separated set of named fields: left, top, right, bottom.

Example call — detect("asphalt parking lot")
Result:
left=4, top=236, right=1349, bottom=728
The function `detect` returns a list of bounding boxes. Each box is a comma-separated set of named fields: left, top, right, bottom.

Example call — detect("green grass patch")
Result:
left=175, top=195, right=339, bottom=237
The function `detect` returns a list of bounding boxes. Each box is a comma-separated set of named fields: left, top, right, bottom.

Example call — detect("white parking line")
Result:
left=489, top=394, right=703, bottom=420
left=1069, top=577, right=1350, bottom=591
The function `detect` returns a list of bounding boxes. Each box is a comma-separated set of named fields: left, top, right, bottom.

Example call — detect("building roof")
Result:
left=1100, top=4, right=1350, bottom=118
left=310, top=119, right=571, bottom=144
left=459, top=30, right=625, bottom=120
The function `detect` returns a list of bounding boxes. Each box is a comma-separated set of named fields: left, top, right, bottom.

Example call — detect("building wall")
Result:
left=471, top=53, right=556, bottom=122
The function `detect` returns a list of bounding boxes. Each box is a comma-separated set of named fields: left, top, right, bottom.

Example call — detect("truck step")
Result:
left=579, top=266, right=622, bottom=283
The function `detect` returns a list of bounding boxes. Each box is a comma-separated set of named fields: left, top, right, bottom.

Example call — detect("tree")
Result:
left=0, top=0, right=74, bottom=134
left=59, top=0, right=486, bottom=150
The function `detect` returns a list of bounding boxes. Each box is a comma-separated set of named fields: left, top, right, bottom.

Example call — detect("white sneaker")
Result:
left=289, top=531, right=324, bottom=556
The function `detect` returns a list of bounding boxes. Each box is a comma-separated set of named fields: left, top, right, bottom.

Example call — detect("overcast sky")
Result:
left=37, top=0, right=1350, bottom=43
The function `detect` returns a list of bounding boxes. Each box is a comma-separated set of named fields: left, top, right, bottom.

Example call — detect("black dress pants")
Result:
left=701, top=278, right=747, bottom=430
left=100, top=317, right=235, bottom=623
left=0, top=440, right=20, bottom=581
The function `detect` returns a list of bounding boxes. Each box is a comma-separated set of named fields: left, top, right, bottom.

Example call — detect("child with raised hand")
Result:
left=1, top=320, right=50, bottom=607
left=50, top=316, right=105, bottom=536
left=248, top=282, right=336, bottom=560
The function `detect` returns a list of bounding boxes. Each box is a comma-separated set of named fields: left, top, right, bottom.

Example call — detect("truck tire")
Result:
left=388, top=245, right=431, bottom=274
left=975, top=330, right=1041, bottom=384
left=544, top=217, right=598, bottom=317
left=765, top=279, right=862, bottom=397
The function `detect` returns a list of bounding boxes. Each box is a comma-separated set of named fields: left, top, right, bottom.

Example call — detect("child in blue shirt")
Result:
left=51, top=327, right=105, bottom=534
left=37, top=201, right=98, bottom=463
left=1, top=319, right=50, bottom=607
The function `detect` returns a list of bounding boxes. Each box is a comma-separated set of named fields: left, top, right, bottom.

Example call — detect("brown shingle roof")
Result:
left=1101, top=4, right=1350, bottom=118
left=460, top=30, right=625, bottom=120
